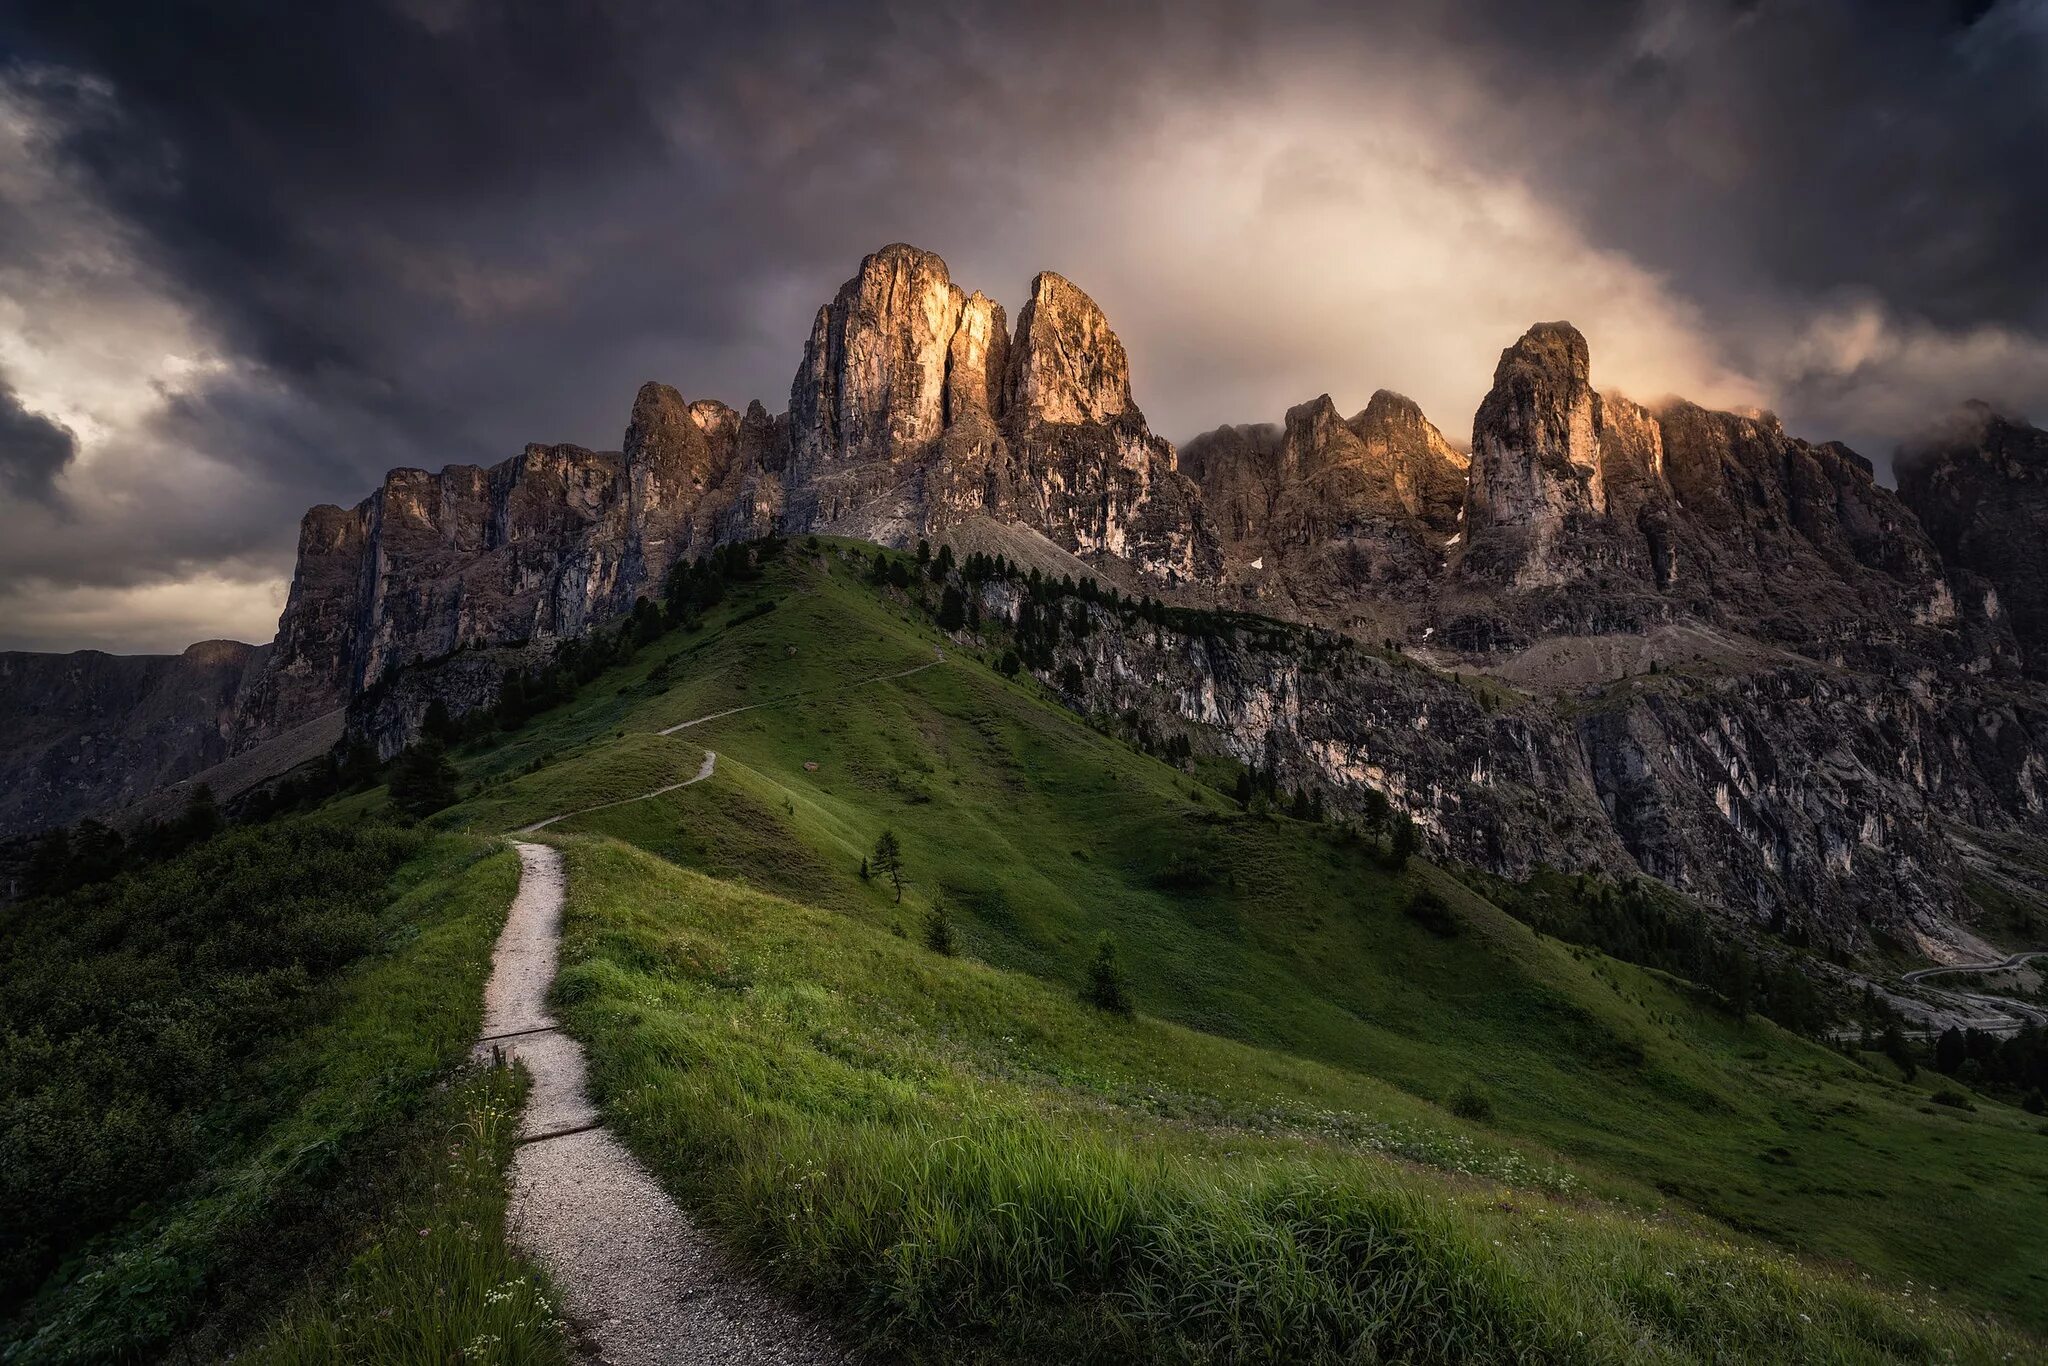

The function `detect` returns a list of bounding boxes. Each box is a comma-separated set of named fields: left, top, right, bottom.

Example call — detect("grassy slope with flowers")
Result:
left=436, top=539, right=2046, bottom=1360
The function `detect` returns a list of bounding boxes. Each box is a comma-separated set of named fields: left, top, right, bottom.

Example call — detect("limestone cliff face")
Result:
left=1178, top=422, right=1283, bottom=546
left=1349, top=390, right=1469, bottom=536
left=1005, top=271, right=1132, bottom=426
left=1006, top=590, right=2047, bottom=955
left=791, top=244, right=963, bottom=471
left=238, top=441, right=639, bottom=751
left=1899, top=405, right=2048, bottom=674
left=1183, top=388, right=1464, bottom=633
left=1443, top=322, right=1958, bottom=655
left=1462, top=322, right=1604, bottom=586
left=780, top=250, right=1210, bottom=581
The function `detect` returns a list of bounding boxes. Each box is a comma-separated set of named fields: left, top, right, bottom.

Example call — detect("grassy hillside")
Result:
left=0, top=822, right=565, bottom=1363
left=437, top=539, right=2048, bottom=1355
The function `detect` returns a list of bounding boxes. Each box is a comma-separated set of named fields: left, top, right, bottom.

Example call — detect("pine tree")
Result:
left=1936, top=1026, right=1967, bottom=1074
left=937, top=586, right=967, bottom=631
left=178, top=784, right=225, bottom=845
left=422, top=698, right=460, bottom=745
left=25, top=826, right=73, bottom=897
left=389, top=738, right=459, bottom=819
left=872, top=829, right=905, bottom=903
left=1387, top=812, right=1419, bottom=869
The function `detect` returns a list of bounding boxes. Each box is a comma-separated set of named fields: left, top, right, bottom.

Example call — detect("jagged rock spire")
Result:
left=1005, top=271, right=1133, bottom=427
left=1466, top=321, right=1604, bottom=543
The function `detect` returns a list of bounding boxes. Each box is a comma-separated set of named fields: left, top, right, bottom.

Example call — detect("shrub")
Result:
left=1083, top=933, right=1134, bottom=1016
left=1404, top=888, right=1459, bottom=938
left=923, top=905, right=955, bottom=956
left=1930, top=1089, right=1975, bottom=1111
left=0, top=820, right=424, bottom=1336
left=388, top=738, right=458, bottom=819
left=1450, top=1083, right=1494, bottom=1122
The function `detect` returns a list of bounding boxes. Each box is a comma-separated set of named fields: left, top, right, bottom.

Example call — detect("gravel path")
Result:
left=656, top=649, right=941, bottom=735
left=477, top=755, right=847, bottom=1364
left=519, top=749, right=719, bottom=834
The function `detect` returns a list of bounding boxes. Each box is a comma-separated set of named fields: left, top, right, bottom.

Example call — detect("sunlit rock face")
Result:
left=1461, top=322, right=1606, bottom=587
left=1899, top=405, right=2048, bottom=674
left=1349, top=389, right=1469, bottom=536
left=777, top=250, right=1210, bottom=579
left=791, top=243, right=963, bottom=471
left=1005, top=271, right=1132, bottom=426
left=946, top=291, right=1009, bottom=422
left=1181, top=387, right=1465, bottom=634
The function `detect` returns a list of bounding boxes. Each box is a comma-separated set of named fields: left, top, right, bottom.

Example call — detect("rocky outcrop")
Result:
left=0, top=640, right=270, bottom=837
left=237, top=442, right=638, bottom=749
left=1349, top=390, right=1470, bottom=536
left=791, top=244, right=962, bottom=470
left=999, top=587, right=2047, bottom=955
left=1438, top=322, right=1959, bottom=655
left=1462, top=322, right=1604, bottom=586
left=1898, top=405, right=2048, bottom=674
left=1005, top=272, right=1132, bottom=426
left=779, top=252, right=1211, bottom=581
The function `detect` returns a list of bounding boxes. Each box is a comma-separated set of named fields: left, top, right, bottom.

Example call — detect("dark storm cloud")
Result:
left=0, top=372, right=74, bottom=504
left=0, top=0, right=2044, bottom=651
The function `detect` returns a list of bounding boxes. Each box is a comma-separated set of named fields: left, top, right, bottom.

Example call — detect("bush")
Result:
left=1404, top=888, right=1459, bottom=938
left=923, top=905, right=955, bottom=956
left=1930, top=1089, right=1976, bottom=1111
left=0, top=820, right=423, bottom=1337
left=1083, top=933, right=1134, bottom=1016
left=1449, top=1083, right=1494, bottom=1122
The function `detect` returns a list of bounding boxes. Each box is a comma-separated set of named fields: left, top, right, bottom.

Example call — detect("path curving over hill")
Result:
left=475, top=765, right=846, bottom=1365
left=656, top=646, right=942, bottom=735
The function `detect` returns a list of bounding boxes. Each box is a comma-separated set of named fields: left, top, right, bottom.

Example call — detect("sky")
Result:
left=0, top=0, right=2044, bottom=653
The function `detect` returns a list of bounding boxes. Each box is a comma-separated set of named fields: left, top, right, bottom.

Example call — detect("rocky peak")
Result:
left=625, top=382, right=715, bottom=491
left=790, top=243, right=964, bottom=468
left=1466, top=322, right=1604, bottom=542
left=1347, top=389, right=1469, bottom=535
left=1280, top=395, right=1366, bottom=485
left=1181, top=422, right=1284, bottom=549
left=1005, top=271, right=1133, bottom=427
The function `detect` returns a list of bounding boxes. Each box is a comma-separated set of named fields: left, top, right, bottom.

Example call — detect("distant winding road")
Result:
left=1889, top=949, right=2048, bottom=1038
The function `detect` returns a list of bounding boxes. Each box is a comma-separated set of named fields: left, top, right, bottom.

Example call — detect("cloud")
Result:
left=1767, top=298, right=2048, bottom=466
left=0, top=569, right=284, bottom=654
left=0, top=370, right=73, bottom=503
left=0, top=0, right=2044, bottom=653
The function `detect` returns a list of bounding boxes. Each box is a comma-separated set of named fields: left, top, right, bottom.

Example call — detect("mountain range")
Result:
left=6, top=242, right=2046, bottom=965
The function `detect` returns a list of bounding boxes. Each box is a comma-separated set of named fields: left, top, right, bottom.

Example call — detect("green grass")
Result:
left=449, top=543, right=2048, bottom=1344
left=0, top=829, right=566, bottom=1363
left=548, top=837, right=2032, bottom=1363
left=241, top=1064, right=563, bottom=1364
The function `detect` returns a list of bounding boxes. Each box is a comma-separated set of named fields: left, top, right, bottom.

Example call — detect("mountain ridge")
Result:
left=6, top=243, right=2046, bottom=970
